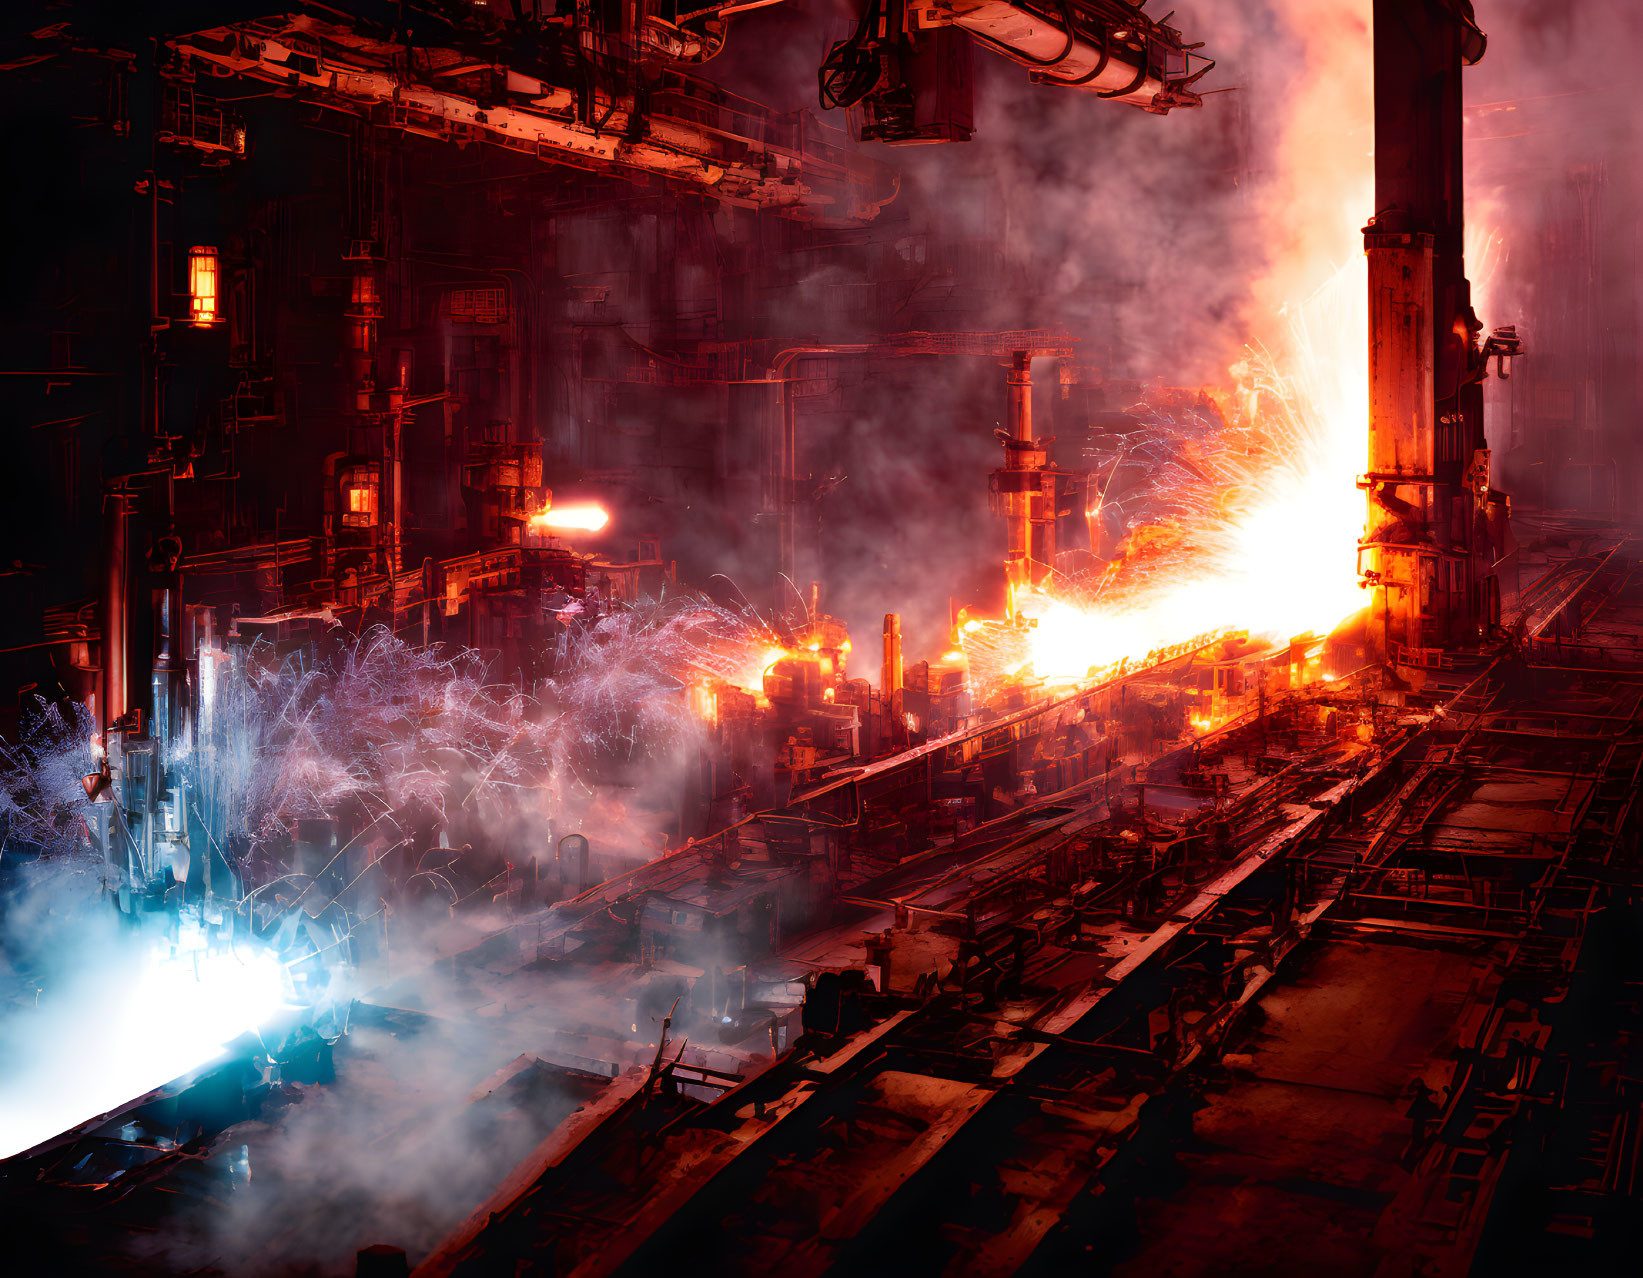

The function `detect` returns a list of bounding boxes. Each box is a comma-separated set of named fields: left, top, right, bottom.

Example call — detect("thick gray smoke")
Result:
left=159, top=949, right=625, bottom=1276
left=698, top=1, right=1379, bottom=660
left=1465, top=0, right=1643, bottom=513
left=0, top=602, right=768, bottom=1219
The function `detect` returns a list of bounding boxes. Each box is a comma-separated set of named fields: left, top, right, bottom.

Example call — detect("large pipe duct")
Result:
left=917, top=1, right=1210, bottom=111
left=1004, top=351, right=1035, bottom=608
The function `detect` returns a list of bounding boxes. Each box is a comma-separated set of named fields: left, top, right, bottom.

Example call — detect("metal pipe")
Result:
left=929, top=2, right=1192, bottom=107
left=100, top=491, right=129, bottom=728
left=1008, top=348, right=1032, bottom=442
left=882, top=613, right=904, bottom=728
left=168, top=29, right=891, bottom=220
left=1001, top=351, right=1037, bottom=614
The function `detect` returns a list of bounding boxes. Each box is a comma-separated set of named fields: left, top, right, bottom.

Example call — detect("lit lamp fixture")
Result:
left=340, top=468, right=379, bottom=528
left=188, top=245, right=219, bottom=328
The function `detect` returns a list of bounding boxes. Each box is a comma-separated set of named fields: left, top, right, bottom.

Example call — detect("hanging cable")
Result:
left=819, top=1, right=890, bottom=111
left=1040, top=24, right=1111, bottom=87
left=967, top=0, right=1079, bottom=71
left=1096, top=54, right=1152, bottom=98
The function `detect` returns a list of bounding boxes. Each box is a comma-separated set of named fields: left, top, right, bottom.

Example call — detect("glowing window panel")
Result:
left=188, top=246, right=219, bottom=328
left=340, top=471, right=378, bottom=528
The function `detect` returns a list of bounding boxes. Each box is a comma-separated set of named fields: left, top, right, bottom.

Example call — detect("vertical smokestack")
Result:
left=153, top=570, right=181, bottom=750
left=1008, top=348, right=1032, bottom=441
left=997, top=350, right=1052, bottom=618
left=100, top=491, right=129, bottom=728
left=882, top=613, right=904, bottom=726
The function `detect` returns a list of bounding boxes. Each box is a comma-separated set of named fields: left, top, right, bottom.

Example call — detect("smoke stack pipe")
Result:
left=999, top=351, right=1041, bottom=617
left=100, top=491, right=129, bottom=728
left=882, top=613, right=904, bottom=729
left=153, top=577, right=180, bottom=749
left=1008, top=349, right=1031, bottom=441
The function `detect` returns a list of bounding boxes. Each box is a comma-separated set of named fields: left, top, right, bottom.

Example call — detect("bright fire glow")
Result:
left=0, top=932, right=293, bottom=1159
left=529, top=503, right=610, bottom=534
left=727, top=645, right=789, bottom=694
left=971, top=263, right=1370, bottom=686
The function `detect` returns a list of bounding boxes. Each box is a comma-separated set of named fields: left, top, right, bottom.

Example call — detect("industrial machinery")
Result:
left=991, top=349, right=1063, bottom=615
left=9, top=1, right=1643, bottom=1274
left=822, top=0, right=1213, bottom=142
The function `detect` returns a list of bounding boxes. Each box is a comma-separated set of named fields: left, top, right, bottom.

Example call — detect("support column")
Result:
left=1363, top=0, right=1497, bottom=665
left=100, top=491, right=130, bottom=729
left=996, top=350, right=1052, bottom=619
left=882, top=613, right=904, bottom=728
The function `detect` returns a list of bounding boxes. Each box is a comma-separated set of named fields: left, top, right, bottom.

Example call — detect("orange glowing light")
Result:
left=724, top=645, right=789, bottom=696
left=688, top=683, right=719, bottom=725
left=188, top=246, right=219, bottom=328
left=959, top=262, right=1371, bottom=692
left=340, top=470, right=378, bottom=528
left=529, top=503, right=610, bottom=534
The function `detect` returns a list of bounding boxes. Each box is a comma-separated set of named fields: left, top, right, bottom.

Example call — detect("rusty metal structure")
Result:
left=1360, top=0, right=1514, bottom=670
left=993, top=349, right=1060, bottom=615
left=4, top=2, right=1643, bottom=1276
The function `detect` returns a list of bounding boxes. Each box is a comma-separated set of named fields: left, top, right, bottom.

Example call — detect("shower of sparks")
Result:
left=186, top=593, right=784, bottom=877
left=0, top=594, right=785, bottom=1160
left=965, top=264, right=1371, bottom=692
left=0, top=697, right=99, bottom=857
left=545, top=595, right=786, bottom=757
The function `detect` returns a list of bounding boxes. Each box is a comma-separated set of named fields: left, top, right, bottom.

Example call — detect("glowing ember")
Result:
left=529, top=503, right=610, bottom=534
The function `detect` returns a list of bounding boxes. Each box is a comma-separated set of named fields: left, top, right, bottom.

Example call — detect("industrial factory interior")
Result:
left=4, top=0, right=1643, bottom=1273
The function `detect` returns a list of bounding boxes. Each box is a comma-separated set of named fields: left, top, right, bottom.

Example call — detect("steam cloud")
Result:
left=8, top=4, right=1640, bottom=1270
left=698, top=1, right=1384, bottom=659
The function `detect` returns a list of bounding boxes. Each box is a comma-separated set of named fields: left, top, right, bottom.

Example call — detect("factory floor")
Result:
left=15, top=533, right=1641, bottom=1276
left=1112, top=938, right=1495, bottom=1277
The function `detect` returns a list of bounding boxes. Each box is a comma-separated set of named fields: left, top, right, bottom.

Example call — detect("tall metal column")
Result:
left=995, top=350, right=1056, bottom=620
left=1362, top=0, right=1503, bottom=665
